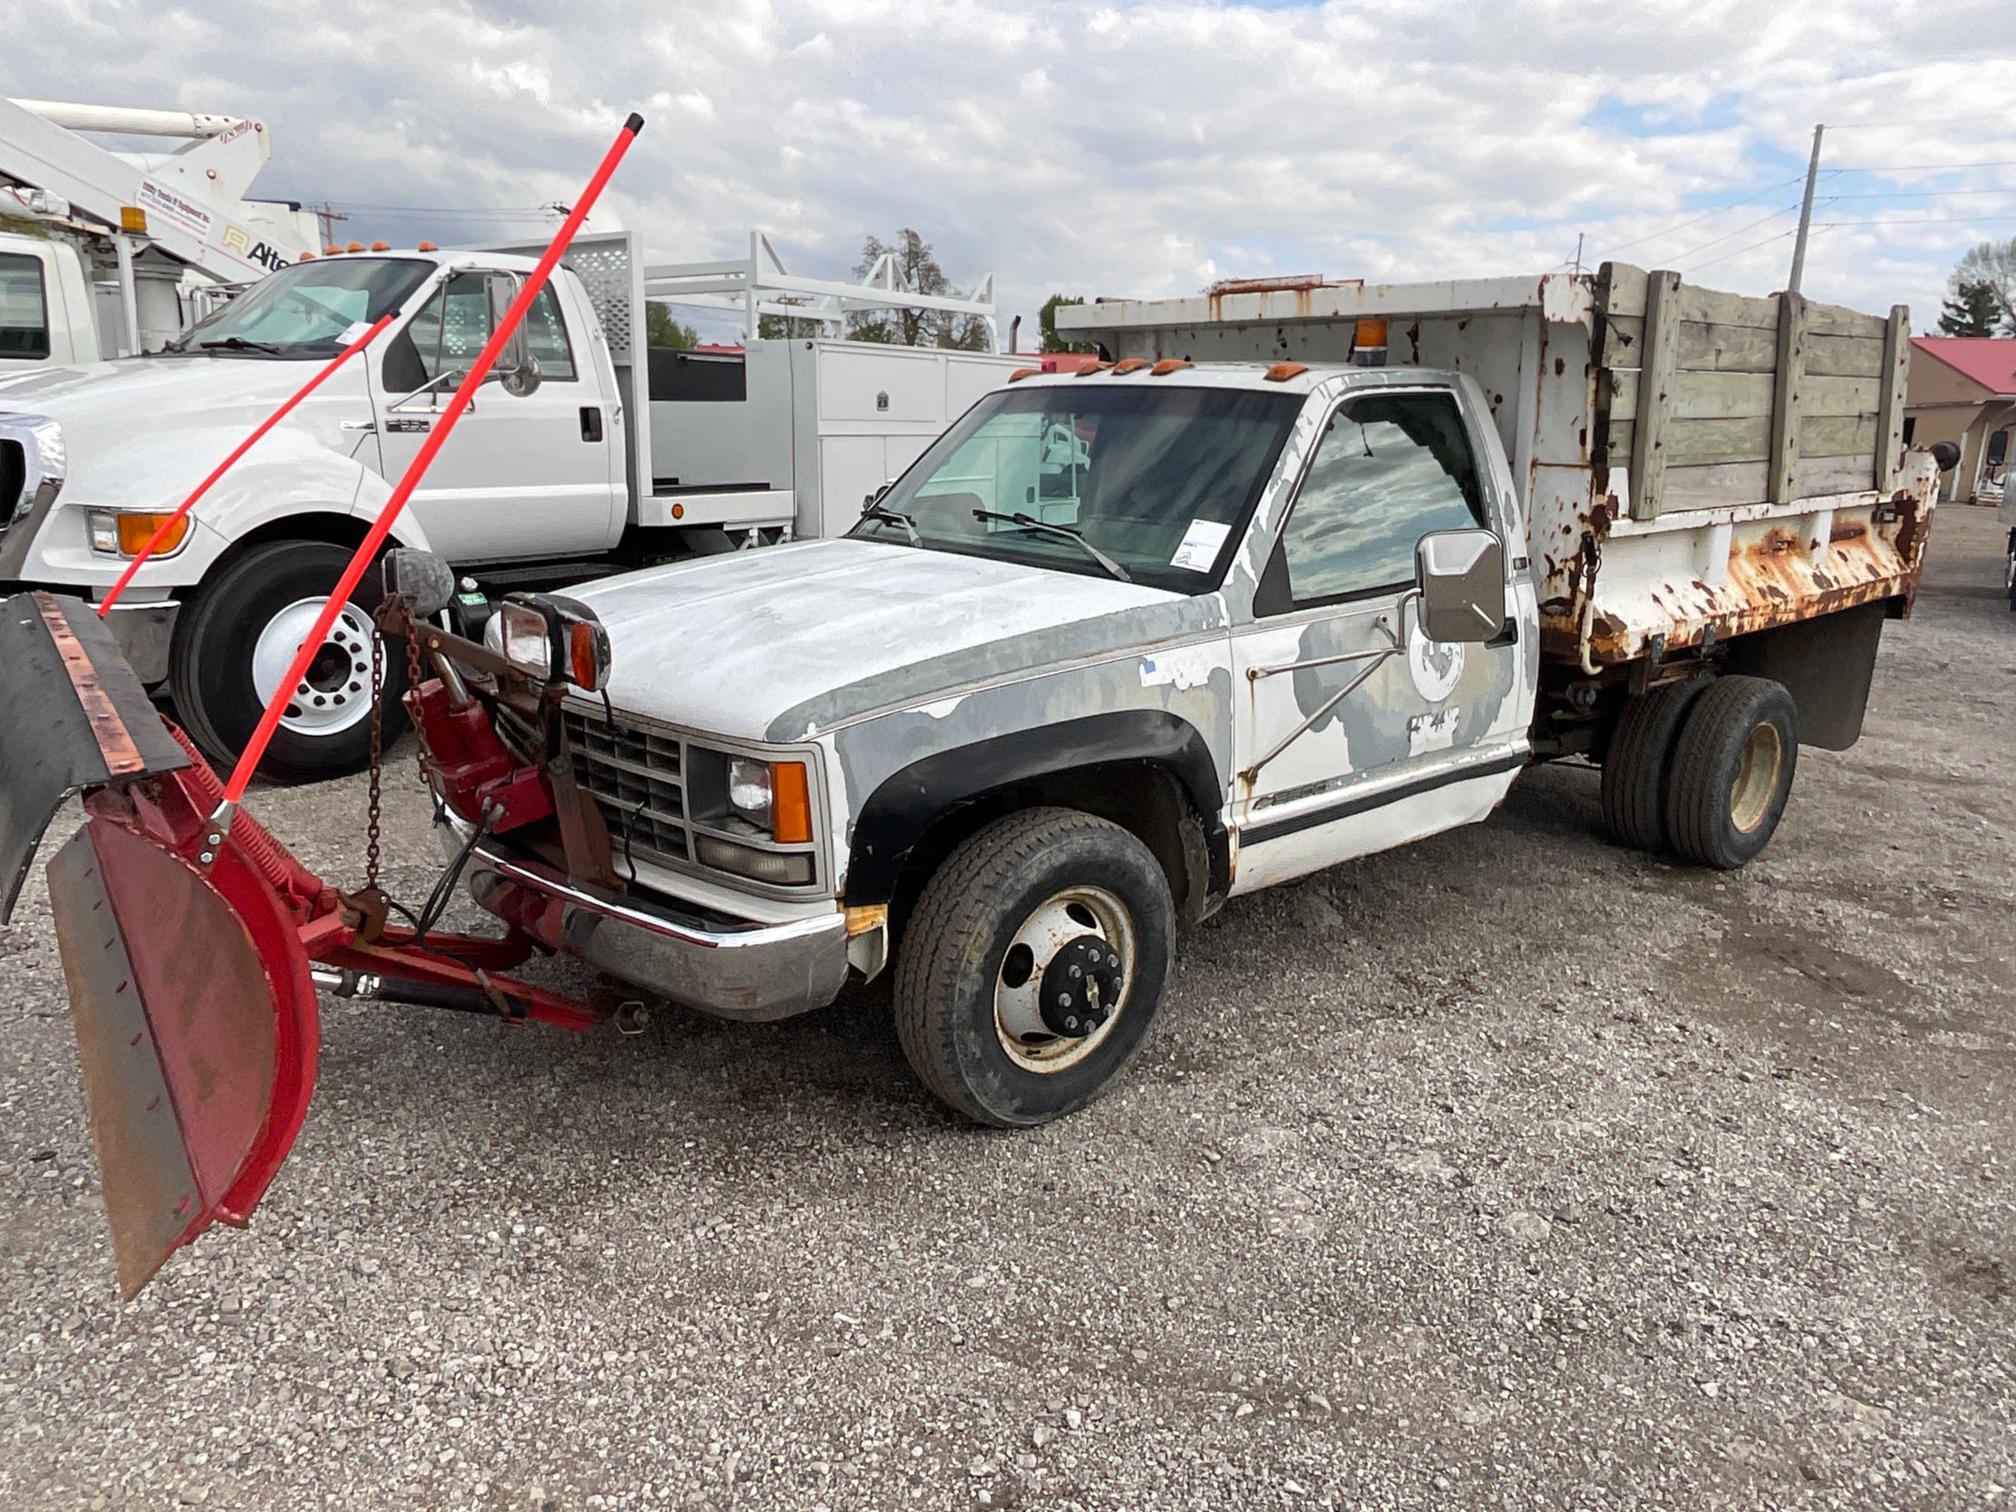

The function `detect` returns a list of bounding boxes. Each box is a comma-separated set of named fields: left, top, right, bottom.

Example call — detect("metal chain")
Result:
left=404, top=610, right=428, bottom=786
left=364, top=621, right=385, bottom=891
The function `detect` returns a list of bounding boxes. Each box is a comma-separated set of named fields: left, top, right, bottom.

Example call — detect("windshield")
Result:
left=167, top=257, right=434, bottom=359
left=854, top=383, right=1301, bottom=591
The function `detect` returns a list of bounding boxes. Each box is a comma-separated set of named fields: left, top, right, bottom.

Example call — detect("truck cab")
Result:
left=425, top=362, right=1538, bottom=1125
left=0, top=233, right=101, bottom=369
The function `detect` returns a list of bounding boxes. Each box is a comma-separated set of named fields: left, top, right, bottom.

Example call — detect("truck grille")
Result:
left=0, top=440, right=23, bottom=524
left=562, top=707, right=691, bottom=864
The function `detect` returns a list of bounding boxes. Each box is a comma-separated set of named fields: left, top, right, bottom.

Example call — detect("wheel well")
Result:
left=176, top=515, right=385, bottom=601
left=883, top=762, right=1211, bottom=947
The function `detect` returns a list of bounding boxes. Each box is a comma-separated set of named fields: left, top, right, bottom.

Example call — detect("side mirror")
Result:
left=381, top=548, right=458, bottom=619
left=488, top=274, right=543, bottom=398
left=861, top=480, right=895, bottom=513
left=1929, top=440, right=1960, bottom=473
left=1415, top=529, right=1507, bottom=644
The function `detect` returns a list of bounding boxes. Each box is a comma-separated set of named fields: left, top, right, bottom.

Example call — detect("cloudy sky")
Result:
left=12, top=0, right=2016, bottom=341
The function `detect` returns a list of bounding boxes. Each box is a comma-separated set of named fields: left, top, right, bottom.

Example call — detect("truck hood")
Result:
left=0, top=355, right=370, bottom=507
left=577, top=538, right=1224, bottom=742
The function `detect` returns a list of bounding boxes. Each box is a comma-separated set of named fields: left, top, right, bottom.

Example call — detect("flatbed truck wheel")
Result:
left=170, top=540, right=408, bottom=781
left=893, top=807, right=1175, bottom=1127
left=1599, top=677, right=1708, bottom=853
left=1664, top=676, right=1799, bottom=870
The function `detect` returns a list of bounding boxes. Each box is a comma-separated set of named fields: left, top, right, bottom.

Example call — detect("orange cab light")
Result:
left=1150, top=358, right=1192, bottom=375
left=417, top=240, right=439, bottom=252
left=370, top=240, right=390, bottom=252
left=1111, top=357, right=1151, bottom=374
left=1263, top=361, right=1309, bottom=382
left=346, top=242, right=365, bottom=253
left=324, top=245, right=342, bottom=256
left=1008, top=366, right=1040, bottom=382
left=1353, top=317, right=1389, bottom=348
left=770, top=762, right=813, bottom=844
left=1073, top=361, right=1114, bottom=376
left=117, top=513, right=189, bottom=557
left=567, top=621, right=603, bottom=691
left=297, top=250, right=315, bottom=261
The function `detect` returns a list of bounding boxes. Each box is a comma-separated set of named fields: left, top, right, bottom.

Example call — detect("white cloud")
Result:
left=7, top=0, right=2016, bottom=335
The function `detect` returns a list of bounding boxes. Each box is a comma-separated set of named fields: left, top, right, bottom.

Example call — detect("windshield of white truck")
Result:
left=854, top=384, right=1302, bottom=591
left=163, top=257, right=434, bottom=359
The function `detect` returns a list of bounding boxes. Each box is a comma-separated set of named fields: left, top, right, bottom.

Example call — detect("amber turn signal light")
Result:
left=118, top=513, right=190, bottom=557
left=770, top=762, right=812, bottom=844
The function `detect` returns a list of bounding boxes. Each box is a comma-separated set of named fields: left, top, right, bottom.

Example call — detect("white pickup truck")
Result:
left=281, top=260, right=1936, bottom=1127
left=0, top=231, right=1015, bottom=776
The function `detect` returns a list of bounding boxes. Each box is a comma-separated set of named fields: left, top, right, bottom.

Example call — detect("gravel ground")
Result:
left=1, top=507, right=2010, bottom=1511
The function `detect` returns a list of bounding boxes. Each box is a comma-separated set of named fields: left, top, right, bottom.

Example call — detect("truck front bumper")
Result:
left=440, top=817, right=850, bottom=1022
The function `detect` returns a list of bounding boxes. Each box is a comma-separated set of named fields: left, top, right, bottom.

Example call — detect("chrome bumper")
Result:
left=442, top=820, right=849, bottom=1022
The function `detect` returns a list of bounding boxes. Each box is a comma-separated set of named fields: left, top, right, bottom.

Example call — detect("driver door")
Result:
left=1229, top=387, right=1527, bottom=893
left=371, top=272, right=621, bottom=562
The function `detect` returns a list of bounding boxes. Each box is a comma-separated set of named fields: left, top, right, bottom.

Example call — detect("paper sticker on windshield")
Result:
left=1170, top=519, right=1231, bottom=572
left=336, top=321, right=373, bottom=347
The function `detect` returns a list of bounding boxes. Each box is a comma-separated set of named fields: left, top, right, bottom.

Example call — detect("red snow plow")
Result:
left=5, top=586, right=617, bottom=1296
left=2, top=113, right=647, bottom=1297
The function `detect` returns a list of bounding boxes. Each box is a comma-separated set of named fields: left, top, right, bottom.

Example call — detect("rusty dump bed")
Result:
left=1057, top=264, right=1936, bottom=673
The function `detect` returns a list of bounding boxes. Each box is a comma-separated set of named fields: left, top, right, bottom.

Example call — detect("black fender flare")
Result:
left=842, top=709, right=1229, bottom=908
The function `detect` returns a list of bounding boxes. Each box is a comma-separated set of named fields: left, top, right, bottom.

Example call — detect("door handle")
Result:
left=580, top=406, right=604, bottom=442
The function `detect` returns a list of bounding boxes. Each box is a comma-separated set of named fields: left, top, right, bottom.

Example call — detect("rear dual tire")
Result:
left=1600, top=674, right=1798, bottom=869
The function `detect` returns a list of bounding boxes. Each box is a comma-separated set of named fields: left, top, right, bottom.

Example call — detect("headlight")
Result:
left=727, top=757, right=772, bottom=823
left=86, top=509, right=190, bottom=557
left=724, top=757, right=812, bottom=842
left=495, top=592, right=610, bottom=690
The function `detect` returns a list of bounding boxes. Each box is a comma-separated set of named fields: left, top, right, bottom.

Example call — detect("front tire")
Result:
left=894, top=808, right=1176, bottom=1127
left=1665, top=676, right=1798, bottom=869
left=170, top=540, right=407, bottom=781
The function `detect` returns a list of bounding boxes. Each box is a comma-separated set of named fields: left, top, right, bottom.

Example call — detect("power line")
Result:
left=1831, top=158, right=2016, bottom=173
left=1817, top=214, right=2016, bottom=227
left=1663, top=200, right=1815, bottom=266
left=1818, top=186, right=2016, bottom=199
left=1594, top=173, right=1815, bottom=258
left=1683, top=225, right=1816, bottom=276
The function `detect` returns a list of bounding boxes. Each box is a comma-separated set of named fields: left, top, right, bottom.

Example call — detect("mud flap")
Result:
left=3, top=592, right=318, bottom=1296
left=0, top=592, right=190, bottom=922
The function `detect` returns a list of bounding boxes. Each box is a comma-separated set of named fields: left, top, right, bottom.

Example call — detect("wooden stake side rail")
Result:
left=1592, top=262, right=1901, bottom=518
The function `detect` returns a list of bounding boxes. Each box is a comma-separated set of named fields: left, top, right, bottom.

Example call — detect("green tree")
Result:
left=757, top=298, right=823, bottom=341
left=645, top=301, right=699, bottom=350
left=846, top=229, right=990, bottom=350
left=1938, top=279, right=2005, bottom=338
left=1948, top=238, right=2016, bottom=335
left=1038, top=294, right=1095, bottom=354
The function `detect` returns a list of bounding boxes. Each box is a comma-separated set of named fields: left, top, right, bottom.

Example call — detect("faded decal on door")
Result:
left=1408, top=706, right=1460, bottom=756
left=1407, top=635, right=1463, bottom=702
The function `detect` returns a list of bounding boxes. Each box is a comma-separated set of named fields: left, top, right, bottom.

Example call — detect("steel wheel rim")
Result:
left=250, top=596, right=378, bottom=737
left=993, top=885, right=1136, bottom=1074
left=1728, top=721, right=1783, bottom=833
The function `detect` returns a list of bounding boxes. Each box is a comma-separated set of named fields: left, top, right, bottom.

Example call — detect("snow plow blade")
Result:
left=2, top=592, right=319, bottom=1297
left=0, top=592, right=190, bottom=923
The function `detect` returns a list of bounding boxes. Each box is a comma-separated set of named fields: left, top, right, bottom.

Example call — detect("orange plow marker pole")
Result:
left=218, top=111, right=645, bottom=804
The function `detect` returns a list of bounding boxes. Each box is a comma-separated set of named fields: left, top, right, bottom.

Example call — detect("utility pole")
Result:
left=1572, top=232, right=1584, bottom=276
left=306, top=202, right=347, bottom=247
left=1786, top=123, right=1825, bottom=296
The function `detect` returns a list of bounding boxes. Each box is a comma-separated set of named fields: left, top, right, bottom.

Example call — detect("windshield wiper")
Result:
left=860, top=505, right=923, bottom=546
left=971, top=509, right=1132, bottom=583
left=193, top=336, right=284, bottom=356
